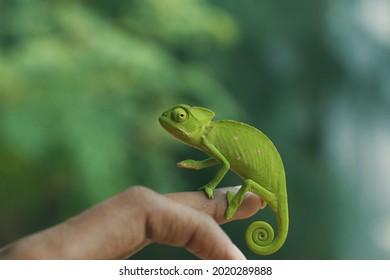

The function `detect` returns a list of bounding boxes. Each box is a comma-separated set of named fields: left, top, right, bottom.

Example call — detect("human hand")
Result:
left=0, top=186, right=262, bottom=260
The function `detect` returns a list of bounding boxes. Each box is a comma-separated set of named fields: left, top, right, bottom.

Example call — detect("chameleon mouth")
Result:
left=158, top=115, right=170, bottom=131
left=158, top=115, right=188, bottom=139
left=159, top=115, right=177, bottom=135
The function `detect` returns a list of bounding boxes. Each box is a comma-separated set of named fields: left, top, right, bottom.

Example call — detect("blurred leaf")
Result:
left=0, top=0, right=240, bottom=246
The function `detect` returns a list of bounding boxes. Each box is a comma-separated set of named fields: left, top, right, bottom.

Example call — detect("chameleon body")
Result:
left=159, top=104, right=288, bottom=255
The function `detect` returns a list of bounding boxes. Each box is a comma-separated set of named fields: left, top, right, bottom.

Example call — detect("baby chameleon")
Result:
left=159, top=104, right=288, bottom=255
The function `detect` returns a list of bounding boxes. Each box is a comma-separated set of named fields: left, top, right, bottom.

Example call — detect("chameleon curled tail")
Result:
left=226, top=180, right=289, bottom=255
left=245, top=206, right=288, bottom=255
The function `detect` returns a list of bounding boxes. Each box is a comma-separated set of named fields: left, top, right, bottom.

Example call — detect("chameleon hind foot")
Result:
left=226, top=187, right=268, bottom=220
left=225, top=191, right=238, bottom=220
left=226, top=190, right=244, bottom=220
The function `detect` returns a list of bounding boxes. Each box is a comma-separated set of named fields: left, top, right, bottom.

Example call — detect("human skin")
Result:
left=0, top=186, right=262, bottom=260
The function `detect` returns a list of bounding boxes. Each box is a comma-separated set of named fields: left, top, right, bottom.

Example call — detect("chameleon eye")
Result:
left=172, top=108, right=187, bottom=123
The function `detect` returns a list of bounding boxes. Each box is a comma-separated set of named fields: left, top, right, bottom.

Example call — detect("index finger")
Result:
left=165, top=186, right=263, bottom=224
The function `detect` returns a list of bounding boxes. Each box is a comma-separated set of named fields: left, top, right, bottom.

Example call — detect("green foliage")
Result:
left=0, top=0, right=240, bottom=242
left=2, top=0, right=389, bottom=260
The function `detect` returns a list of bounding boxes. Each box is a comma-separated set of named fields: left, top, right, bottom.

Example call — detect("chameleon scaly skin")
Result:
left=159, top=104, right=288, bottom=255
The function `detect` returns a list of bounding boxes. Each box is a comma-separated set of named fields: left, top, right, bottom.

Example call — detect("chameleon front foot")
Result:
left=199, top=184, right=214, bottom=199
left=177, top=159, right=198, bottom=169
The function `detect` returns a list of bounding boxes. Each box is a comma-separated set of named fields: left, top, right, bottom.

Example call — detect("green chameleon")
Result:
left=159, top=104, right=288, bottom=255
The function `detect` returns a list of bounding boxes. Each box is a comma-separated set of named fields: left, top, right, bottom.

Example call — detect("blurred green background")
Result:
left=1, top=0, right=390, bottom=259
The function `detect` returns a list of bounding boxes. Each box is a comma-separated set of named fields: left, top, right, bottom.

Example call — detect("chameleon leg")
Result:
left=177, top=157, right=218, bottom=170
left=200, top=162, right=230, bottom=199
left=176, top=157, right=223, bottom=198
left=198, top=136, right=230, bottom=199
left=225, top=179, right=276, bottom=220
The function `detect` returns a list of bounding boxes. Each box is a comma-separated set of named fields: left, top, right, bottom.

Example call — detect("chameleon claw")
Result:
left=225, top=191, right=238, bottom=220
left=205, top=186, right=214, bottom=199
left=199, top=184, right=214, bottom=199
left=225, top=206, right=236, bottom=220
left=177, top=160, right=196, bottom=169
left=226, top=191, right=234, bottom=204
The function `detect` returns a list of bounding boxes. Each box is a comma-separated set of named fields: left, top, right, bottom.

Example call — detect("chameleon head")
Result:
left=159, top=104, right=215, bottom=147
